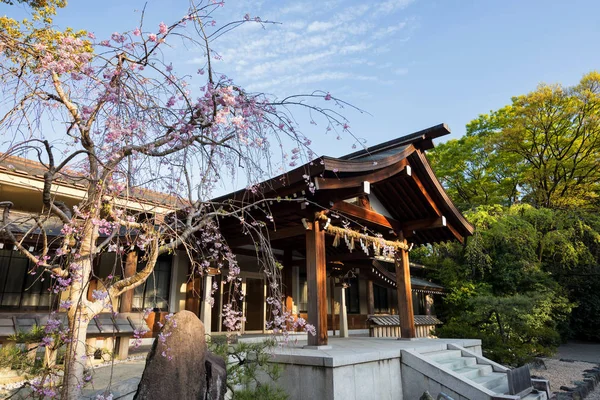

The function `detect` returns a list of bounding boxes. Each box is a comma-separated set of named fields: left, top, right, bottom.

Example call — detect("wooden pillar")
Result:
left=119, top=251, right=138, bottom=313
left=330, top=277, right=336, bottom=336
left=185, top=277, right=201, bottom=315
left=367, top=279, right=375, bottom=315
left=306, top=221, right=328, bottom=346
left=338, top=286, right=348, bottom=338
left=115, top=250, right=137, bottom=359
left=395, top=244, right=416, bottom=338
left=283, top=248, right=294, bottom=314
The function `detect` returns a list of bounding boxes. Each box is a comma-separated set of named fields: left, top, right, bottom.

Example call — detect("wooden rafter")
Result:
left=409, top=172, right=443, bottom=217
left=330, top=200, right=402, bottom=232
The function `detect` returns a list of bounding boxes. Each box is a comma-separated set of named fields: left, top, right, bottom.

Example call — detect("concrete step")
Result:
left=425, top=349, right=463, bottom=362
left=522, top=392, right=546, bottom=400
left=472, top=372, right=507, bottom=390
left=436, top=356, right=477, bottom=370
left=453, top=364, right=493, bottom=379
left=487, top=382, right=546, bottom=400
left=488, top=381, right=509, bottom=395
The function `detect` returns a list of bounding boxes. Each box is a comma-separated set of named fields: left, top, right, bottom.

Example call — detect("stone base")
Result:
left=262, top=337, right=483, bottom=400
left=397, top=337, right=422, bottom=341
left=303, top=345, right=333, bottom=350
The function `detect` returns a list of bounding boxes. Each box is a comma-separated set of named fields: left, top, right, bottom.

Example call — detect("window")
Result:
left=373, top=284, right=389, bottom=313
left=345, top=277, right=360, bottom=314
left=0, top=249, right=53, bottom=309
left=298, top=272, right=308, bottom=313
left=413, top=292, right=427, bottom=315
left=132, top=256, right=172, bottom=311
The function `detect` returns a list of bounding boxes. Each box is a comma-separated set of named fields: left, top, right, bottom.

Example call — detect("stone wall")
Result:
left=270, top=358, right=402, bottom=400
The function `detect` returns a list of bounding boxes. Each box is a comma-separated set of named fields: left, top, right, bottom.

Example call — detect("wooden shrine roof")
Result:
left=215, top=123, right=473, bottom=248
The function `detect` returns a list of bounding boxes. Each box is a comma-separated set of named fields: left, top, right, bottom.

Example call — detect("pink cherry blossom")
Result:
left=159, top=22, right=168, bottom=34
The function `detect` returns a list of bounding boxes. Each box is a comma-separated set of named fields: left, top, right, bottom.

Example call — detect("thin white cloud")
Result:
left=307, top=20, right=338, bottom=32
left=374, top=0, right=416, bottom=15
left=393, top=68, right=409, bottom=75
left=193, top=0, right=417, bottom=94
left=373, top=21, right=408, bottom=40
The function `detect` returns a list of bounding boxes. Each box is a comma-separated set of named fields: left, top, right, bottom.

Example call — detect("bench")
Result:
left=367, top=314, right=443, bottom=338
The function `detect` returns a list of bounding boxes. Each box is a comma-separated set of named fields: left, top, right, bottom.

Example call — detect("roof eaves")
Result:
left=339, top=123, right=450, bottom=161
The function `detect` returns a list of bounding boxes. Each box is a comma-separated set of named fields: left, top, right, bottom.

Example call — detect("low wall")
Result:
left=271, top=357, right=402, bottom=400
left=262, top=338, right=482, bottom=400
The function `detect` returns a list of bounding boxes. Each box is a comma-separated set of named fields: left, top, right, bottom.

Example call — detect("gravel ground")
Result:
left=531, top=358, right=597, bottom=391
left=529, top=341, right=600, bottom=399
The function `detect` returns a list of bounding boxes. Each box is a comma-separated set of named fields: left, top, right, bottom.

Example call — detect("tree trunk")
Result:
left=62, top=307, right=91, bottom=400
left=61, top=219, right=98, bottom=400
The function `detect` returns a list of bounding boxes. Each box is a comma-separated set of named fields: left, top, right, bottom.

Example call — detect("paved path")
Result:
left=555, top=341, right=600, bottom=364
left=82, top=361, right=146, bottom=399
left=551, top=341, right=600, bottom=399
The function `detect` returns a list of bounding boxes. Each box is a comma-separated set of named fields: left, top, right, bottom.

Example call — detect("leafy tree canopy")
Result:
left=413, top=205, right=600, bottom=364
left=430, top=72, right=600, bottom=210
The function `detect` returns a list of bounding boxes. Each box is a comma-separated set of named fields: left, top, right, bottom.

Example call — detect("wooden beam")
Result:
left=331, top=200, right=402, bottom=232
left=227, top=224, right=310, bottom=248
left=315, top=160, right=409, bottom=191
left=403, top=216, right=446, bottom=237
left=306, top=220, right=328, bottom=346
left=395, top=242, right=416, bottom=338
left=326, top=252, right=372, bottom=262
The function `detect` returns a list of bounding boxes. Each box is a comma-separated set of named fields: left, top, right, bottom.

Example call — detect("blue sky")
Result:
left=5, top=0, right=600, bottom=158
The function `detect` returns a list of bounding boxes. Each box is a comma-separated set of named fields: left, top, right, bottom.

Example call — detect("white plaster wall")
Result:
left=368, top=194, right=394, bottom=218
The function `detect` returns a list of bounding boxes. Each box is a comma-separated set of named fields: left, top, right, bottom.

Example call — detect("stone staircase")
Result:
left=423, top=348, right=546, bottom=400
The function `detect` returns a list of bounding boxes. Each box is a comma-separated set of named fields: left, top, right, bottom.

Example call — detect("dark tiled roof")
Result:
left=0, top=312, right=148, bottom=338
left=410, top=277, right=444, bottom=290
left=339, top=124, right=450, bottom=160
left=0, top=153, right=182, bottom=208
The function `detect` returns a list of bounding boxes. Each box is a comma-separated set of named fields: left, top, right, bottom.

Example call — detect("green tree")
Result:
left=430, top=72, right=600, bottom=211
left=429, top=131, right=521, bottom=211
left=415, top=205, right=576, bottom=365
left=471, top=72, right=600, bottom=209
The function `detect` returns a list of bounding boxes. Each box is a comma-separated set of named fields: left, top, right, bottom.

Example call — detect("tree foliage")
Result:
left=209, top=337, right=288, bottom=400
left=431, top=72, right=600, bottom=211
left=413, top=205, right=600, bottom=365
left=421, top=73, right=600, bottom=364
left=0, top=1, right=356, bottom=398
